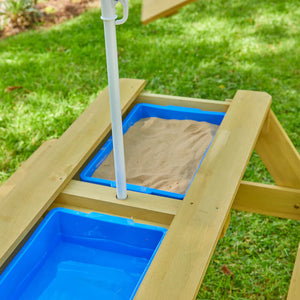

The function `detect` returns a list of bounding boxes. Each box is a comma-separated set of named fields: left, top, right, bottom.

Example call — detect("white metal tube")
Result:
left=101, top=0, right=127, bottom=199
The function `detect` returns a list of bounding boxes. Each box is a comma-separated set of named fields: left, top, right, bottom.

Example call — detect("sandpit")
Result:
left=92, top=117, right=218, bottom=194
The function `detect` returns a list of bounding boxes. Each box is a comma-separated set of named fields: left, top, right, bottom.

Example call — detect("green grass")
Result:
left=0, top=0, right=299, bottom=298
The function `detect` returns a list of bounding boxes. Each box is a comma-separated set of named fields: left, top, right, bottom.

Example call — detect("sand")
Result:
left=92, top=117, right=219, bottom=195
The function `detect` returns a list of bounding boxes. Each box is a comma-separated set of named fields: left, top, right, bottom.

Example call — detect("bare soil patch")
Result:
left=0, top=0, right=100, bottom=38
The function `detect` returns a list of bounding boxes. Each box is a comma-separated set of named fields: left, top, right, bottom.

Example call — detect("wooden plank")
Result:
left=136, top=92, right=229, bottom=112
left=56, top=180, right=300, bottom=224
left=57, top=180, right=179, bottom=225
left=0, top=139, right=57, bottom=199
left=219, top=214, right=231, bottom=239
left=233, top=181, right=300, bottom=221
left=0, top=79, right=146, bottom=267
left=142, top=0, right=197, bottom=24
left=134, top=90, right=272, bottom=300
left=287, top=242, right=300, bottom=300
left=255, top=110, right=300, bottom=188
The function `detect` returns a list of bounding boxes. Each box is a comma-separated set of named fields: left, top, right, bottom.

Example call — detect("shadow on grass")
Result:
left=0, top=0, right=299, bottom=103
left=0, top=0, right=298, bottom=173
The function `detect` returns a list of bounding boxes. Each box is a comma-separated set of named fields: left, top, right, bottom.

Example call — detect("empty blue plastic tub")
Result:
left=0, top=208, right=167, bottom=299
left=80, top=103, right=225, bottom=199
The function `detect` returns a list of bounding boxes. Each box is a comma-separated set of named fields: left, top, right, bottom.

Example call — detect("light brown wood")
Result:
left=164, top=10, right=179, bottom=18
left=255, top=110, right=300, bottom=188
left=142, top=0, right=197, bottom=24
left=287, top=242, right=300, bottom=300
left=56, top=179, right=300, bottom=226
left=0, top=139, right=57, bottom=199
left=134, top=90, right=272, bottom=300
left=0, top=79, right=146, bottom=267
left=137, top=92, right=229, bottom=112
left=219, top=215, right=231, bottom=239
left=233, top=181, right=300, bottom=220
left=245, top=104, right=300, bottom=300
left=1, top=87, right=298, bottom=298
left=57, top=180, right=179, bottom=225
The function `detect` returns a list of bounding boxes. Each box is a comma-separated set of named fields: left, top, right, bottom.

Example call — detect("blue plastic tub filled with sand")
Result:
left=0, top=208, right=167, bottom=300
left=81, top=103, right=225, bottom=199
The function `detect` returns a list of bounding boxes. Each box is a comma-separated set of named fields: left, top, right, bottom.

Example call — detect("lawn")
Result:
left=0, top=0, right=299, bottom=298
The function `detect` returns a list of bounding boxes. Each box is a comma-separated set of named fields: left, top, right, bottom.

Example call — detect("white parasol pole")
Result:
left=100, top=0, right=128, bottom=199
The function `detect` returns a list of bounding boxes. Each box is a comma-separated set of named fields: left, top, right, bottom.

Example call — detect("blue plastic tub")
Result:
left=81, top=103, right=225, bottom=199
left=0, top=208, right=167, bottom=300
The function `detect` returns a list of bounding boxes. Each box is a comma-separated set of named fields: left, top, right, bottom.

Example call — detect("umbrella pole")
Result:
left=100, top=0, right=128, bottom=200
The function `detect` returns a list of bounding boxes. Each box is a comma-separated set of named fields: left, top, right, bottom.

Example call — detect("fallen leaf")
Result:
left=221, top=265, right=234, bottom=279
left=5, top=86, right=23, bottom=93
